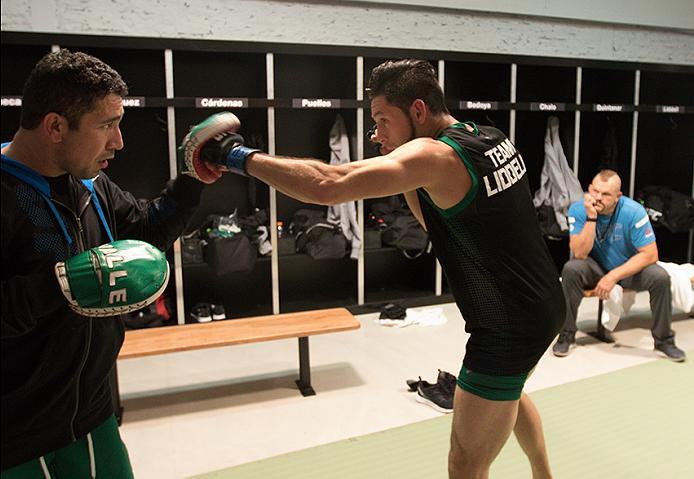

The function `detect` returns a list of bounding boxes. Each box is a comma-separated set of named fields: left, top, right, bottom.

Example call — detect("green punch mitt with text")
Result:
left=54, top=240, right=170, bottom=317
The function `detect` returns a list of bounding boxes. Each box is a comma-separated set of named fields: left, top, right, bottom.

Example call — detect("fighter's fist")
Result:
left=177, top=112, right=241, bottom=184
left=200, top=130, right=259, bottom=177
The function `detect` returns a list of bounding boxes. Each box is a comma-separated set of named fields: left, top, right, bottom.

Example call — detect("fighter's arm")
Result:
left=245, top=138, right=450, bottom=206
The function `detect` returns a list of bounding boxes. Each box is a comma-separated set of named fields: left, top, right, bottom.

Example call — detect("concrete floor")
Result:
left=116, top=293, right=694, bottom=479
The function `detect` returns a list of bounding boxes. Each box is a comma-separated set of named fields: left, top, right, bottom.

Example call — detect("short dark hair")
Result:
left=20, top=49, right=128, bottom=130
left=367, top=59, right=448, bottom=115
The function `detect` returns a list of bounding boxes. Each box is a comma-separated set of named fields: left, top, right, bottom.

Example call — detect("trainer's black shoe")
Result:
left=655, top=341, right=686, bottom=363
left=190, top=303, right=212, bottom=323
left=552, top=331, right=576, bottom=357
left=416, top=382, right=453, bottom=414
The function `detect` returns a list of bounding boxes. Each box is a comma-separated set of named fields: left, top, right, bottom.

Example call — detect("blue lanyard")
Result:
left=1, top=148, right=114, bottom=245
left=81, top=177, right=114, bottom=242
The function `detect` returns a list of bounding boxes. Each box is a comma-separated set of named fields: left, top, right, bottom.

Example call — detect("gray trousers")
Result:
left=561, top=257, right=675, bottom=343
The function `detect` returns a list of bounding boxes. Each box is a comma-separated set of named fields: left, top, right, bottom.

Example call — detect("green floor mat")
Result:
left=191, top=357, right=694, bottom=479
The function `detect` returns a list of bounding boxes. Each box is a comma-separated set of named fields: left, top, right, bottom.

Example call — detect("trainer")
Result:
left=553, top=169, right=686, bottom=361
left=1, top=50, right=218, bottom=477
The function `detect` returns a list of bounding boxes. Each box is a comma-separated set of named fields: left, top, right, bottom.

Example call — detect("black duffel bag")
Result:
left=381, top=214, right=429, bottom=258
left=204, top=234, right=257, bottom=276
left=292, top=209, right=347, bottom=260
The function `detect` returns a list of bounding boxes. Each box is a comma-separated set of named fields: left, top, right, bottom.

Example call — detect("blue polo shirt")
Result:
left=568, top=196, right=655, bottom=271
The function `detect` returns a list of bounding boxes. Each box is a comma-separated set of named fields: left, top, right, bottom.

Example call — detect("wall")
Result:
left=351, top=0, right=694, bottom=30
left=2, top=0, right=693, bottom=66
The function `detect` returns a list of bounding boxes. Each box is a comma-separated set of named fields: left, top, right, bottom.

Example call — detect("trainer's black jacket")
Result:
left=1, top=163, right=204, bottom=469
left=417, top=123, right=565, bottom=375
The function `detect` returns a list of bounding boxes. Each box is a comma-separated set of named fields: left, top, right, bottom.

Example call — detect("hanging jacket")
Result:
left=1, top=147, right=204, bottom=469
left=327, top=114, right=361, bottom=259
left=533, top=116, right=583, bottom=233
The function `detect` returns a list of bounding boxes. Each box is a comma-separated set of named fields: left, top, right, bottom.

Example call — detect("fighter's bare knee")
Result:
left=449, top=428, right=495, bottom=473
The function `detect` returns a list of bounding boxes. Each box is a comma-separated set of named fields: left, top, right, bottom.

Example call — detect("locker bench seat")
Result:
left=113, top=308, right=360, bottom=421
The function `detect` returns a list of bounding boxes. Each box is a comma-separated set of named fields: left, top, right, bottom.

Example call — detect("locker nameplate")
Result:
left=292, top=98, right=341, bottom=108
left=1, top=96, right=22, bottom=107
left=656, top=105, right=686, bottom=113
left=459, top=101, right=498, bottom=110
left=529, top=102, right=565, bottom=111
left=123, top=97, right=146, bottom=108
left=593, top=104, right=625, bottom=112
left=196, top=97, right=248, bottom=108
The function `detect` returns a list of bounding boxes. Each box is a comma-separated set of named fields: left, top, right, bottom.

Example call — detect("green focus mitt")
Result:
left=54, top=239, right=170, bottom=317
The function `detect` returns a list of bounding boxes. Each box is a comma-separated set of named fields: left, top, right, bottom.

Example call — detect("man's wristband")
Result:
left=586, top=217, right=597, bottom=222
left=225, top=146, right=260, bottom=176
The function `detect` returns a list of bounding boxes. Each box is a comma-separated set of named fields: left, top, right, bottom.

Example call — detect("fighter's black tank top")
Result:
left=417, top=123, right=564, bottom=374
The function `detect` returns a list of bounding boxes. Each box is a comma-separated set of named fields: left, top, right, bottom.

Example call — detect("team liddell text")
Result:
left=482, top=138, right=527, bottom=197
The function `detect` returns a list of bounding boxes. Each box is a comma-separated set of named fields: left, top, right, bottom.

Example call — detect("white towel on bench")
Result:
left=657, top=262, right=694, bottom=313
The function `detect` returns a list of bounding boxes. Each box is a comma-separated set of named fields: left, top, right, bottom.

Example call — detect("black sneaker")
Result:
left=655, top=342, right=686, bottom=363
left=406, top=376, right=434, bottom=392
left=416, top=382, right=453, bottom=413
left=190, top=303, right=212, bottom=323
left=437, top=369, right=457, bottom=396
left=552, top=331, right=576, bottom=357
left=211, top=304, right=226, bottom=321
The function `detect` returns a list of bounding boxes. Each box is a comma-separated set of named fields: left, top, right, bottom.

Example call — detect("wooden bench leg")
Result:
left=587, top=299, right=615, bottom=344
left=110, top=363, right=124, bottom=425
left=295, top=337, right=316, bottom=397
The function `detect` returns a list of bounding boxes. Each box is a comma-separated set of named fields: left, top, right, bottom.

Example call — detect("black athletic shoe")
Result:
left=437, top=369, right=457, bottom=396
left=211, top=304, right=226, bottom=321
left=552, top=331, right=576, bottom=357
left=416, top=382, right=453, bottom=413
left=190, top=303, right=212, bottom=323
left=406, top=376, right=434, bottom=392
left=655, top=341, right=686, bottom=363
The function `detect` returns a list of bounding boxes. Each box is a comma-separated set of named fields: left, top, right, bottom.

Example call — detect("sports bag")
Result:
left=292, top=209, right=347, bottom=259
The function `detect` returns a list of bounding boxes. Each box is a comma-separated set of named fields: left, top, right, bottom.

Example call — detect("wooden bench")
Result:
left=583, top=288, right=634, bottom=343
left=112, top=308, right=360, bottom=421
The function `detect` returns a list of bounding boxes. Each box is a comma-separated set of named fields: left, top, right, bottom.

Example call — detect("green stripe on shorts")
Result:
left=457, top=366, right=528, bottom=401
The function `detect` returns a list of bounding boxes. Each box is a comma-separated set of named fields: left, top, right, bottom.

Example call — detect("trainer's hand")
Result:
left=594, top=274, right=617, bottom=301
left=177, top=112, right=242, bottom=184
left=54, top=240, right=169, bottom=317
left=200, top=130, right=260, bottom=177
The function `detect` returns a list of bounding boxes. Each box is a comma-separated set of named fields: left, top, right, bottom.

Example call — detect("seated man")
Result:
left=553, top=169, right=686, bottom=362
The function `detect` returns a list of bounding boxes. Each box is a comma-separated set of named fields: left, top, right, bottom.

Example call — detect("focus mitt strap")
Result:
left=54, top=239, right=170, bottom=317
